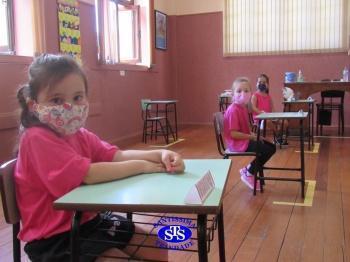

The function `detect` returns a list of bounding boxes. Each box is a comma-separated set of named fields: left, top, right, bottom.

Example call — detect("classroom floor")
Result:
left=1, top=125, right=349, bottom=261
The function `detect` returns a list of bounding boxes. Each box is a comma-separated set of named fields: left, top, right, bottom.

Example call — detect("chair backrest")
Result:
left=140, top=99, right=151, bottom=111
left=141, top=99, right=152, bottom=120
left=0, top=159, right=20, bottom=224
left=321, top=90, right=345, bottom=105
left=213, top=112, right=226, bottom=156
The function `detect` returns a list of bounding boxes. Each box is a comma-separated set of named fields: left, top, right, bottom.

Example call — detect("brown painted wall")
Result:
left=175, top=12, right=350, bottom=124
left=0, top=7, right=349, bottom=163
left=0, top=1, right=175, bottom=163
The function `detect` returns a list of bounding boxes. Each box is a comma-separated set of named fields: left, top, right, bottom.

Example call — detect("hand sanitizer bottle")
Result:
left=342, top=66, right=349, bottom=82
left=297, top=69, right=304, bottom=82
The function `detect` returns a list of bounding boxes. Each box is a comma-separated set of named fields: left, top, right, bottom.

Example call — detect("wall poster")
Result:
left=57, top=0, right=81, bottom=63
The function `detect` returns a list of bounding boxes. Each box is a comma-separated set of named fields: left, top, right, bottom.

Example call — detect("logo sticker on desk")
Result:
left=153, top=216, right=195, bottom=250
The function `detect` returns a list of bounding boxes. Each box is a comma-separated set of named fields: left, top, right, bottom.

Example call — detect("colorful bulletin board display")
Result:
left=57, top=0, right=81, bottom=63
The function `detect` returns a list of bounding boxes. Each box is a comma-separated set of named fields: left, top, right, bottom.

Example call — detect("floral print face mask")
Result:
left=32, top=102, right=89, bottom=135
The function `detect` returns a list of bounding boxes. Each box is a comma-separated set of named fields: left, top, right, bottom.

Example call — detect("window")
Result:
left=96, top=0, right=151, bottom=67
left=0, top=0, right=44, bottom=57
left=224, top=0, right=349, bottom=56
left=0, top=0, right=14, bottom=54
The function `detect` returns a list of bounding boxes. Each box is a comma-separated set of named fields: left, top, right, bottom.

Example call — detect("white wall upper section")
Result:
left=154, top=0, right=223, bottom=16
left=79, top=0, right=223, bottom=16
left=154, top=0, right=176, bottom=15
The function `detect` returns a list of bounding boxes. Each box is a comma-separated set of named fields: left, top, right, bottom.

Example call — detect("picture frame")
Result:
left=155, top=10, right=167, bottom=50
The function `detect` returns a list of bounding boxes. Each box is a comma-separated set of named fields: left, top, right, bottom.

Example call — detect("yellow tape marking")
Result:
left=149, top=138, right=185, bottom=148
left=295, top=142, right=320, bottom=154
left=273, top=180, right=316, bottom=207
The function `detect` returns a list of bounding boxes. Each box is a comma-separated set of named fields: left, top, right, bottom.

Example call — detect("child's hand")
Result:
left=143, top=160, right=166, bottom=174
left=250, top=132, right=257, bottom=141
left=161, top=150, right=185, bottom=174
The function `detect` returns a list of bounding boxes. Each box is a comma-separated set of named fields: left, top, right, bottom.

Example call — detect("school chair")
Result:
left=0, top=159, right=21, bottom=262
left=141, top=99, right=168, bottom=144
left=213, top=112, right=264, bottom=194
left=316, top=90, right=345, bottom=136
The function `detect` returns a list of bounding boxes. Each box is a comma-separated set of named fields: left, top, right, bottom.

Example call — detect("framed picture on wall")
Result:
left=155, top=10, right=167, bottom=50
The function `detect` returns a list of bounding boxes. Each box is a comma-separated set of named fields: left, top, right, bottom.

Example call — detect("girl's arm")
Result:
left=84, top=149, right=184, bottom=184
left=251, top=94, right=263, bottom=114
left=230, top=130, right=256, bottom=141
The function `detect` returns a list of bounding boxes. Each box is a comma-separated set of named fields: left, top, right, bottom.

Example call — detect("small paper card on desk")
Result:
left=185, top=170, right=215, bottom=205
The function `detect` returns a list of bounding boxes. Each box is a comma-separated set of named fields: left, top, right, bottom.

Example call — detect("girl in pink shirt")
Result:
left=224, top=77, right=276, bottom=190
left=251, top=74, right=288, bottom=145
left=15, top=54, right=184, bottom=261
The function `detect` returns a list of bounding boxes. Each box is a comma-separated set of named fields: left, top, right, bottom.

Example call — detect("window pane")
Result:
left=118, top=6, right=135, bottom=60
left=96, top=0, right=148, bottom=66
left=0, top=0, right=10, bottom=52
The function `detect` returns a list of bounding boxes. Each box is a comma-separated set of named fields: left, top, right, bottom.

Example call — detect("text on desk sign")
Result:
left=185, top=170, right=215, bottom=205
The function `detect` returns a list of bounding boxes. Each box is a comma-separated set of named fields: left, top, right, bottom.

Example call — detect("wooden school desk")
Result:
left=284, top=81, right=350, bottom=99
left=282, top=99, right=315, bottom=150
left=255, top=112, right=308, bottom=198
left=54, top=159, right=232, bottom=262
left=144, top=100, right=178, bottom=144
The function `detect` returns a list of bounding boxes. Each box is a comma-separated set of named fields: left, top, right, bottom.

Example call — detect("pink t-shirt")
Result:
left=15, top=127, right=118, bottom=242
left=224, top=103, right=250, bottom=152
left=252, top=91, right=272, bottom=121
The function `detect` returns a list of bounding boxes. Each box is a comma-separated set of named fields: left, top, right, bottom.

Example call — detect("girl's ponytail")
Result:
left=16, top=84, right=40, bottom=128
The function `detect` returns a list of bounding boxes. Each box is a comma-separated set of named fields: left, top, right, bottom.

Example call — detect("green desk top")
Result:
left=54, top=159, right=232, bottom=214
left=256, top=112, right=308, bottom=120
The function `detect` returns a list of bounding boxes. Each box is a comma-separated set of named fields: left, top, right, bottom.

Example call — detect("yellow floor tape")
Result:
left=295, top=142, right=320, bottom=154
left=273, top=180, right=316, bottom=207
left=149, top=138, right=185, bottom=148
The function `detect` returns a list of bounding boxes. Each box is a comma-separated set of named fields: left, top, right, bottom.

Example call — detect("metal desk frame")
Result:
left=255, top=112, right=308, bottom=198
left=282, top=99, right=315, bottom=150
left=54, top=159, right=231, bottom=262
left=145, top=100, right=178, bottom=144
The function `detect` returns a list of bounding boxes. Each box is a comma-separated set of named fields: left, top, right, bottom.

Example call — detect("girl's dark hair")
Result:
left=17, top=54, right=88, bottom=128
left=258, top=73, right=269, bottom=84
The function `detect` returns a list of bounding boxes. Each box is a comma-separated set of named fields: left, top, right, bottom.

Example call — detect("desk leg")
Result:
left=71, top=211, right=82, bottom=262
left=218, top=206, right=226, bottom=262
left=197, top=214, right=208, bottom=262
left=307, top=104, right=313, bottom=151
left=174, top=103, right=178, bottom=140
left=299, top=119, right=305, bottom=198
left=165, top=105, right=169, bottom=144
left=311, top=103, right=314, bottom=147
left=254, top=121, right=262, bottom=195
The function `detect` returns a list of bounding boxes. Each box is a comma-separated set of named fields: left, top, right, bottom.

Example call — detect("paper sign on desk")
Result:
left=185, top=171, right=215, bottom=205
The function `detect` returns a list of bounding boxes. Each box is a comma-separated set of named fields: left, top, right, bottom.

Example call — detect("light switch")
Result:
left=120, top=70, right=126, bottom=76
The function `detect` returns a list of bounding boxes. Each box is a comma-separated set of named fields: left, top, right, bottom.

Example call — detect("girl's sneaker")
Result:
left=240, top=167, right=260, bottom=191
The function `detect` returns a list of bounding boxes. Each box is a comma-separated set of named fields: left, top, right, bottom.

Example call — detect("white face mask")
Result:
left=32, top=102, right=89, bottom=135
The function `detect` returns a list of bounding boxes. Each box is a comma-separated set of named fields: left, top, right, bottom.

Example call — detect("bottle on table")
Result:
left=297, top=69, right=304, bottom=82
left=342, top=66, right=349, bottom=82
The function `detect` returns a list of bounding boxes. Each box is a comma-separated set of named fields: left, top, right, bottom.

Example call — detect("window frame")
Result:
left=0, top=0, right=15, bottom=54
left=96, top=0, right=149, bottom=67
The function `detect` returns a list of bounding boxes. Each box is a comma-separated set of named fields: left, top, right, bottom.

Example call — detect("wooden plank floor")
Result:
left=1, top=125, right=349, bottom=261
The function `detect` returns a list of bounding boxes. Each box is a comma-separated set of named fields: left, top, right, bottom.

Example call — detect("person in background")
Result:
left=251, top=73, right=288, bottom=146
left=15, top=54, right=185, bottom=261
left=224, top=77, right=276, bottom=190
